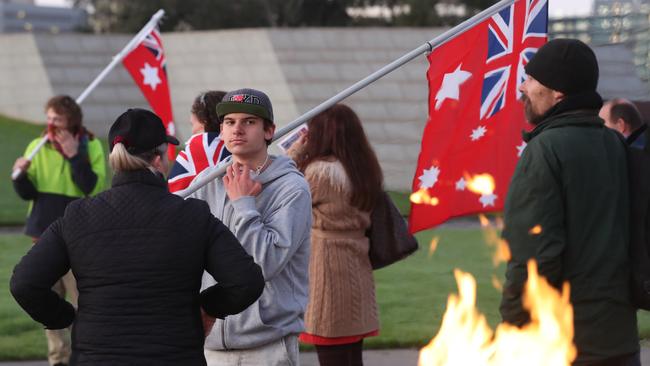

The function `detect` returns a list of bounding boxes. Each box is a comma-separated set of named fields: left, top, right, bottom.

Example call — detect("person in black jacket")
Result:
left=10, top=108, right=265, bottom=366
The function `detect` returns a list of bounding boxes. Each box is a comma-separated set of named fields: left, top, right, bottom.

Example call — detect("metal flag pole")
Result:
left=176, top=0, right=516, bottom=198
left=11, top=9, right=166, bottom=180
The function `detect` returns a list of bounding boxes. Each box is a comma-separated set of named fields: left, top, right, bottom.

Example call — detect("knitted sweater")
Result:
left=303, top=159, right=379, bottom=337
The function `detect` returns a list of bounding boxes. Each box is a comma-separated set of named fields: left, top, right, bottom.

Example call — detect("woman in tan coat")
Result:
left=288, top=104, right=383, bottom=366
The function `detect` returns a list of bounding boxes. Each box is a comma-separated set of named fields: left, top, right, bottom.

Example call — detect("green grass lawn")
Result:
left=0, top=234, right=47, bottom=359
left=0, top=116, right=43, bottom=225
left=2, top=228, right=650, bottom=360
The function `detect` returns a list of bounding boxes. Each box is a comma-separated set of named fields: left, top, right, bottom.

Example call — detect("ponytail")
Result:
left=109, top=143, right=166, bottom=173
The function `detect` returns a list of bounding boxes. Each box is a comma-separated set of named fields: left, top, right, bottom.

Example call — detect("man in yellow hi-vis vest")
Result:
left=12, top=95, right=106, bottom=366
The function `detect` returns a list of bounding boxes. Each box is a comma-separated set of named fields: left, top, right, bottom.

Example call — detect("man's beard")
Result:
left=521, top=95, right=545, bottom=125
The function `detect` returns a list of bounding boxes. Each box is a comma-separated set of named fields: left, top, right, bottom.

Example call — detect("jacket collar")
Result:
left=627, top=124, right=647, bottom=147
left=523, top=90, right=604, bottom=142
left=112, top=169, right=167, bottom=189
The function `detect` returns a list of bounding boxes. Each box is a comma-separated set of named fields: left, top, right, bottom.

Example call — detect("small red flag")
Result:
left=409, top=0, right=548, bottom=233
left=122, top=27, right=176, bottom=160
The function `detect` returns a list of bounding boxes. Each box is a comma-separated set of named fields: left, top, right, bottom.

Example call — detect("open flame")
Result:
left=418, top=260, right=576, bottom=366
left=478, top=214, right=511, bottom=266
left=465, top=174, right=496, bottom=196
left=411, top=189, right=440, bottom=206
left=429, top=236, right=441, bottom=257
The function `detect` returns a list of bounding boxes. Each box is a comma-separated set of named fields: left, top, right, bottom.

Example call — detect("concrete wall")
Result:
left=0, top=33, right=53, bottom=122
left=0, top=28, right=442, bottom=190
left=33, top=33, right=149, bottom=137
left=1, top=29, right=648, bottom=190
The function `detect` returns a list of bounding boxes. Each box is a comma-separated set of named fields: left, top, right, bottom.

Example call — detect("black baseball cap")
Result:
left=109, top=108, right=179, bottom=154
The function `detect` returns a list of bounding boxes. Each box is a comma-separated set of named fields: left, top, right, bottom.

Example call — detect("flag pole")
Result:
left=176, top=0, right=515, bottom=198
left=11, top=9, right=166, bottom=180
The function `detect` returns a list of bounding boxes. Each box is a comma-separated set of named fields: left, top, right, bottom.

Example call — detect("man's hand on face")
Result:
left=55, top=129, right=80, bottom=158
left=223, top=162, right=262, bottom=201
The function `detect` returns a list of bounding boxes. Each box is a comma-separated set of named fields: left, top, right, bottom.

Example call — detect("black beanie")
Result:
left=524, top=38, right=599, bottom=95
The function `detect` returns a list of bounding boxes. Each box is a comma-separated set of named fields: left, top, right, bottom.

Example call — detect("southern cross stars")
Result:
left=517, top=141, right=527, bottom=157
left=140, top=62, right=161, bottom=91
left=434, top=64, right=472, bottom=110
left=455, top=177, right=466, bottom=191
left=419, top=166, right=440, bottom=190
left=479, top=193, right=497, bottom=207
left=470, top=126, right=487, bottom=141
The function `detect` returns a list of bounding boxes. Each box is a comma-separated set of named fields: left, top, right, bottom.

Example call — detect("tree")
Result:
left=73, top=0, right=272, bottom=33
left=72, top=0, right=499, bottom=33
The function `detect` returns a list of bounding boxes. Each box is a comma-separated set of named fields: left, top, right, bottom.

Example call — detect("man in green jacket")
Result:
left=500, top=39, right=639, bottom=365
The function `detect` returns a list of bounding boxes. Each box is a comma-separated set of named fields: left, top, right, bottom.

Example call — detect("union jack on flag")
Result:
left=409, top=0, right=548, bottom=233
left=122, top=25, right=176, bottom=160
left=168, top=132, right=231, bottom=193
left=480, top=0, right=548, bottom=120
left=142, top=28, right=167, bottom=71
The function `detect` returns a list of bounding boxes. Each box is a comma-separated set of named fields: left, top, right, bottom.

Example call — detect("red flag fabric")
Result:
left=122, top=27, right=176, bottom=160
left=409, top=0, right=548, bottom=233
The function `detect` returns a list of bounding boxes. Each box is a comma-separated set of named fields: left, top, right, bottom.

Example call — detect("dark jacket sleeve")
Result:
left=68, top=153, right=98, bottom=196
left=500, top=140, right=566, bottom=326
left=10, top=219, right=75, bottom=329
left=200, top=215, right=264, bottom=319
left=12, top=173, right=38, bottom=200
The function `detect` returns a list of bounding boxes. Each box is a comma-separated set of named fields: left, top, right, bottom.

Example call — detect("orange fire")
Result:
left=478, top=214, right=511, bottom=266
left=418, top=260, right=576, bottom=366
left=466, top=174, right=496, bottom=196
left=491, top=274, right=503, bottom=292
left=529, top=225, right=542, bottom=235
left=429, top=236, right=441, bottom=257
left=411, top=189, right=440, bottom=206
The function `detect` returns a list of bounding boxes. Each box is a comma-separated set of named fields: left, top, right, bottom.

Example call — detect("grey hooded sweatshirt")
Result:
left=190, top=154, right=312, bottom=350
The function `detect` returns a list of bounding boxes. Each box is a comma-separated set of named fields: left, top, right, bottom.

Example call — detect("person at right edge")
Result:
left=500, top=38, right=640, bottom=366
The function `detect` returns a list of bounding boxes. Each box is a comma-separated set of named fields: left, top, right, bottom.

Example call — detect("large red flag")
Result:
left=409, top=0, right=548, bottom=233
left=122, top=27, right=176, bottom=160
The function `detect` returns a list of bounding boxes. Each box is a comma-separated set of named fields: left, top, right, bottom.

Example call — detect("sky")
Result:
left=34, top=0, right=596, bottom=19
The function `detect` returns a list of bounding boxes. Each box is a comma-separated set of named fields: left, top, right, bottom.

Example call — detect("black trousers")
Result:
left=315, top=340, right=364, bottom=366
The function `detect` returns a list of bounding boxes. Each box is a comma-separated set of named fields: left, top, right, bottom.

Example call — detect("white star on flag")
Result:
left=479, top=193, right=497, bottom=207
left=455, top=177, right=466, bottom=191
left=418, top=165, right=440, bottom=189
left=517, top=141, right=527, bottom=157
left=434, top=64, right=472, bottom=110
left=140, top=62, right=161, bottom=91
left=470, top=126, right=487, bottom=141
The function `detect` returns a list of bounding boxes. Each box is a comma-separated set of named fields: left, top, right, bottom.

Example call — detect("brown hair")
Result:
left=45, top=95, right=94, bottom=139
left=298, top=104, right=383, bottom=211
left=191, top=90, right=226, bottom=132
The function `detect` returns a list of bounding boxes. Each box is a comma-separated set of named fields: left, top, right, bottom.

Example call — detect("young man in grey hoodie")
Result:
left=189, top=88, right=312, bottom=366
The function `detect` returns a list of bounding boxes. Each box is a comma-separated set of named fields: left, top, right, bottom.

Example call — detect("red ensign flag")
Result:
left=409, top=0, right=548, bottom=233
left=123, top=27, right=176, bottom=160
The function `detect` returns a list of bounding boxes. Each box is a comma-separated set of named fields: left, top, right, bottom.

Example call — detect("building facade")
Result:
left=0, top=0, right=86, bottom=33
left=549, top=0, right=650, bottom=95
